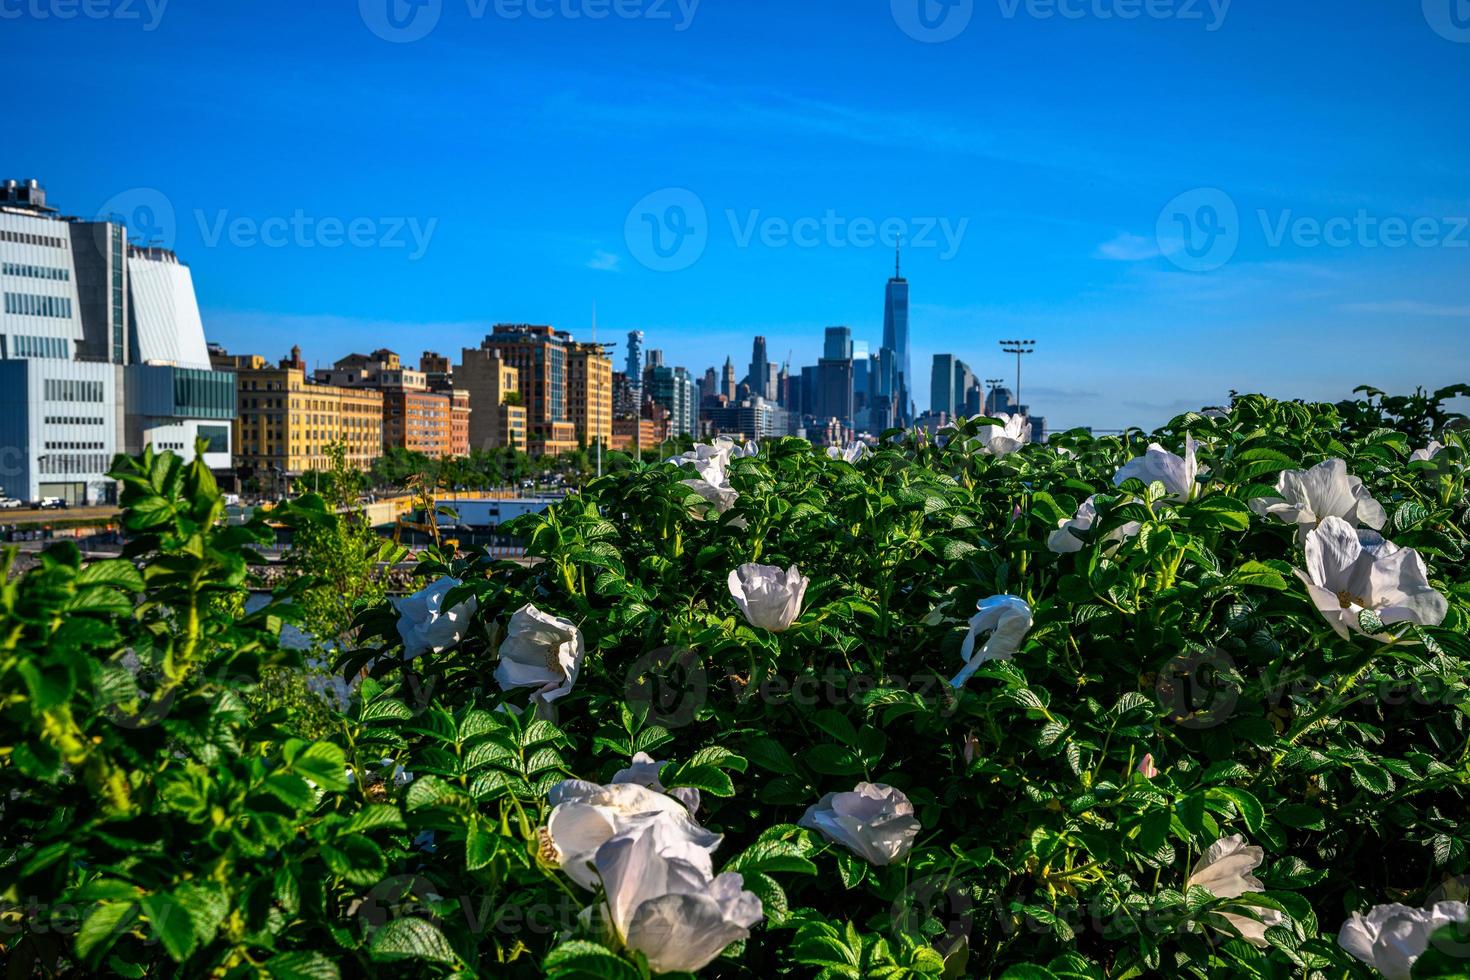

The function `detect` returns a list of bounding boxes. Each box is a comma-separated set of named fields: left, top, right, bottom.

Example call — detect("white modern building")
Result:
left=123, top=246, right=234, bottom=471
left=0, top=179, right=233, bottom=504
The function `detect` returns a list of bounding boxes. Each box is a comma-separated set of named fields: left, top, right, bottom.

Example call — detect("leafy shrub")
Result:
left=2, top=393, right=1469, bottom=978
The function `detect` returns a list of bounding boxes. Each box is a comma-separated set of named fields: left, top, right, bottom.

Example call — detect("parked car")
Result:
left=0, top=498, right=22, bottom=509
left=39, top=497, right=68, bottom=510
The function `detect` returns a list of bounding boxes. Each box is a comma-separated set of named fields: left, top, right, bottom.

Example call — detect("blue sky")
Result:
left=5, top=0, right=1468, bottom=430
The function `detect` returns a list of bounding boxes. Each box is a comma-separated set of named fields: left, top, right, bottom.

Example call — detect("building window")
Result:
left=8, top=335, right=69, bottom=358
left=3, top=293, right=73, bottom=318
left=43, top=379, right=105, bottom=403
left=1, top=262, right=70, bottom=282
left=0, top=229, right=65, bottom=249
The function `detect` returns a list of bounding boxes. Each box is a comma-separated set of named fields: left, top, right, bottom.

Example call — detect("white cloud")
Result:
left=1096, top=232, right=1165, bottom=262
left=587, top=249, right=622, bottom=272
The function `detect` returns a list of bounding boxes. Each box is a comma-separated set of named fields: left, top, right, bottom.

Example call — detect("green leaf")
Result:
left=368, top=918, right=460, bottom=966
left=76, top=559, right=146, bottom=591
left=1229, top=561, right=1289, bottom=591
left=342, top=804, right=407, bottom=835
left=805, top=744, right=865, bottom=776
left=745, top=736, right=799, bottom=775
left=725, top=838, right=819, bottom=877
left=662, top=764, right=735, bottom=797
left=140, top=893, right=197, bottom=963
left=76, top=901, right=137, bottom=964
left=1273, top=804, right=1325, bottom=831
left=289, top=741, right=348, bottom=792
left=405, top=774, right=470, bottom=810
left=836, top=850, right=867, bottom=888
left=542, top=940, right=644, bottom=979
left=1206, top=787, right=1265, bottom=835
left=1000, top=966, right=1060, bottom=980
left=263, top=951, right=341, bottom=980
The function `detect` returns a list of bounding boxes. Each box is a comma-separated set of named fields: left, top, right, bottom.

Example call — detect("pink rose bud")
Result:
left=1137, top=753, right=1158, bottom=779
left=962, top=732, right=980, bottom=765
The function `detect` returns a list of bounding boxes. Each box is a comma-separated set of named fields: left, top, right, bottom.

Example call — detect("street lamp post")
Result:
left=998, top=341, right=1036, bottom=417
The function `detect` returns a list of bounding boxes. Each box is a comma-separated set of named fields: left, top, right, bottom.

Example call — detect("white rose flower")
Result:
left=395, top=576, right=477, bottom=661
left=978, top=413, right=1031, bottom=457
left=1113, top=433, right=1200, bottom=502
left=612, top=751, right=701, bottom=815
left=542, top=779, right=721, bottom=891
left=951, top=595, right=1034, bottom=689
left=1047, top=495, right=1143, bottom=555
left=728, top=563, right=810, bottom=632
left=1338, top=901, right=1470, bottom=980
left=1410, top=441, right=1445, bottom=463
left=1295, top=516, right=1448, bottom=640
left=1249, top=459, right=1387, bottom=544
left=1186, top=834, right=1287, bottom=948
left=798, top=782, right=921, bottom=866
left=679, top=452, right=742, bottom=519
left=826, top=442, right=867, bottom=464
left=592, top=815, right=763, bottom=974
left=673, top=438, right=734, bottom=468
left=493, top=604, right=586, bottom=706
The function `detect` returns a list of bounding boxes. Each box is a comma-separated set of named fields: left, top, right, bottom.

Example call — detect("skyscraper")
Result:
left=882, top=246, right=911, bottom=424
left=817, top=326, right=855, bottom=426
left=930, top=354, right=977, bottom=418
left=645, top=362, right=698, bottom=438
left=626, top=330, right=644, bottom=387
left=722, top=357, right=736, bottom=401
left=931, top=354, right=957, bottom=417
left=823, top=326, right=853, bottom=361
left=746, top=335, right=774, bottom=400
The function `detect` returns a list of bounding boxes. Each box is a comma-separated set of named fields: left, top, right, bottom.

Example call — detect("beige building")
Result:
left=459, top=346, right=529, bottom=452
left=568, top=341, right=613, bottom=449
left=214, top=346, right=383, bottom=482
left=474, top=325, right=583, bottom=456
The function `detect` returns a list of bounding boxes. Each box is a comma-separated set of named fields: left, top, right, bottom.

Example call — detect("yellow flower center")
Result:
left=1337, top=590, right=1367, bottom=610
left=537, top=827, right=559, bottom=865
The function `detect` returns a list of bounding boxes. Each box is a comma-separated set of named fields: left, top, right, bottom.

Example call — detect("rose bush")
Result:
left=2, top=386, right=1470, bottom=979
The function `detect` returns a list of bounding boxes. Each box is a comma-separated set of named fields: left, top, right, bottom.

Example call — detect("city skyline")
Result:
left=5, top=2, right=1468, bottom=430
